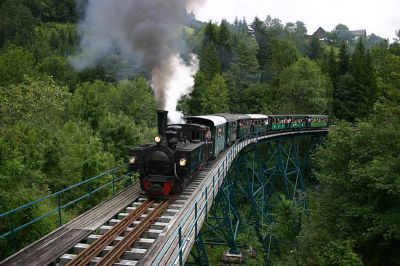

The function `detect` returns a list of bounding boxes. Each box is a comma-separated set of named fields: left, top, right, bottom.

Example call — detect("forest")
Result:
left=0, top=0, right=399, bottom=264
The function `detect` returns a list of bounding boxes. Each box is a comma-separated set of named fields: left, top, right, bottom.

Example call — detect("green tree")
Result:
left=350, top=39, right=378, bottom=114
left=203, top=21, right=219, bottom=45
left=302, top=104, right=400, bottom=265
left=240, top=83, right=272, bottom=114
left=394, top=29, right=400, bottom=42
left=0, top=46, right=36, bottom=86
left=200, top=74, right=229, bottom=113
left=45, top=121, right=115, bottom=192
left=321, top=46, right=338, bottom=85
left=371, top=44, right=400, bottom=103
left=276, top=57, right=332, bottom=113
left=98, top=113, right=156, bottom=161
left=70, top=80, right=114, bottom=129
left=269, top=38, right=299, bottom=82
left=0, top=77, right=72, bottom=257
left=308, top=35, right=324, bottom=60
left=200, top=41, right=221, bottom=81
left=231, top=36, right=260, bottom=80
left=338, top=41, right=350, bottom=75
left=330, top=24, right=354, bottom=44
left=111, top=78, right=157, bottom=127
left=0, top=0, right=35, bottom=47
left=217, top=19, right=232, bottom=70
left=333, top=73, right=367, bottom=121
left=38, top=55, right=78, bottom=90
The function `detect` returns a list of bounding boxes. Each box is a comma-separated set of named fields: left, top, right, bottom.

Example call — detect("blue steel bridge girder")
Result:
left=188, top=233, right=210, bottom=266
left=203, top=165, right=241, bottom=255
left=198, top=135, right=320, bottom=264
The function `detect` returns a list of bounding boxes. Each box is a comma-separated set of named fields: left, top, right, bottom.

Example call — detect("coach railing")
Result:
left=0, top=164, right=134, bottom=256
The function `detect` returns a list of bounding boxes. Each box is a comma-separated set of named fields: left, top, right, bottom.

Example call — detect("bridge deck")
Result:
left=139, top=130, right=328, bottom=265
left=0, top=183, right=141, bottom=266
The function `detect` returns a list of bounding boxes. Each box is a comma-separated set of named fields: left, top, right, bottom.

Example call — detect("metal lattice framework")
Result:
left=193, top=135, right=326, bottom=264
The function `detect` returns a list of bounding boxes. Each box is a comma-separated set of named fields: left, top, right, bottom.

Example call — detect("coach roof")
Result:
left=185, top=115, right=227, bottom=126
left=247, top=114, right=269, bottom=119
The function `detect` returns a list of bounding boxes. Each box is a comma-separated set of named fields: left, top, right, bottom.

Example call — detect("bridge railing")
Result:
left=151, top=129, right=328, bottom=265
left=0, top=164, right=134, bottom=257
left=151, top=133, right=258, bottom=265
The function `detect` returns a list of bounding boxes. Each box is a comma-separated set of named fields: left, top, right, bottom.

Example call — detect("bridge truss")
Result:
left=141, top=130, right=327, bottom=265
left=0, top=131, right=327, bottom=266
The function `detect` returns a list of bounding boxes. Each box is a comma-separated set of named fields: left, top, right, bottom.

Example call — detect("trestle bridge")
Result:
left=0, top=129, right=327, bottom=266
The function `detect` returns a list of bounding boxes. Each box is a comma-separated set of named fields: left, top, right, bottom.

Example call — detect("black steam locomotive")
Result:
left=129, top=110, right=328, bottom=196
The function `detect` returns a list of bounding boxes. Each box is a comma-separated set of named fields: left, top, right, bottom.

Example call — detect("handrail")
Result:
left=0, top=163, right=134, bottom=257
left=151, top=129, right=328, bottom=265
left=152, top=133, right=256, bottom=265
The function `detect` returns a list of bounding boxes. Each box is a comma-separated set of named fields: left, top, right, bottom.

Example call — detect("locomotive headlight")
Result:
left=154, top=135, right=161, bottom=143
left=129, top=156, right=136, bottom=164
left=179, top=158, right=187, bottom=167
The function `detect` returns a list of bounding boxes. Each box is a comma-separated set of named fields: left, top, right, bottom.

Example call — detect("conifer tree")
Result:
left=203, top=21, right=219, bottom=45
left=350, top=39, right=377, bottom=114
left=217, top=20, right=232, bottom=71
left=200, top=41, right=221, bottom=81
left=308, top=35, right=324, bottom=60
left=338, top=41, right=350, bottom=75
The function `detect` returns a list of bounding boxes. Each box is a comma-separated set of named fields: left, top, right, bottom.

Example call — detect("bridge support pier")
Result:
left=203, top=166, right=241, bottom=254
left=188, top=233, right=210, bottom=266
left=191, top=134, right=326, bottom=264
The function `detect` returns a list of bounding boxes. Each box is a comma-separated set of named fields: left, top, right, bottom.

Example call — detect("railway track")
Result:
left=59, top=197, right=183, bottom=265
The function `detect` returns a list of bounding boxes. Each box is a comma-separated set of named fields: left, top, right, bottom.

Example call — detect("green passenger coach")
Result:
left=307, top=115, right=329, bottom=128
left=185, top=115, right=228, bottom=158
left=269, top=115, right=287, bottom=130
left=215, top=113, right=239, bottom=146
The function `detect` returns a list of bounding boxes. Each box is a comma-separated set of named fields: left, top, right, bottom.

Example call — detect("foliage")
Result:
left=329, top=24, right=354, bottom=44
left=371, top=44, right=400, bottom=104
left=350, top=40, right=377, bottom=113
left=199, top=74, right=229, bottom=113
left=333, top=73, right=367, bottom=121
left=38, top=55, right=78, bottom=89
left=0, top=7, right=399, bottom=264
left=275, top=57, right=332, bottom=113
left=200, top=41, right=221, bottom=80
left=300, top=104, right=400, bottom=265
left=0, top=0, right=36, bottom=47
left=308, top=35, right=325, bottom=60
left=0, top=46, right=36, bottom=86
left=31, top=23, right=77, bottom=60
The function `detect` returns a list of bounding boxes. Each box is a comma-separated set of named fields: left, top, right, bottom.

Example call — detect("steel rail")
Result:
left=66, top=199, right=154, bottom=266
left=97, top=200, right=170, bottom=266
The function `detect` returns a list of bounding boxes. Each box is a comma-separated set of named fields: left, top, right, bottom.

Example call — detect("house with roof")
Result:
left=313, top=27, right=327, bottom=40
left=310, top=27, right=367, bottom=41
left=350, top=29, right=367, bottom=39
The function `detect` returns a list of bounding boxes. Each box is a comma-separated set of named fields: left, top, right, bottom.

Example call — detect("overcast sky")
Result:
left=194, top=0, right=400, bottom=40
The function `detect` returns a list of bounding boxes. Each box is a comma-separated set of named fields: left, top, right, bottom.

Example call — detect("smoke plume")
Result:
left=72, top=0, right=204, bottom=121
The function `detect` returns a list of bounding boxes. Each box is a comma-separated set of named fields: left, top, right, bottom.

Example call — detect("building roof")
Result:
left=314, top=27, right=326, bottom=34
left=350, top=30, right=367, bottom=37
left=313, top=27, right=326, bottom=38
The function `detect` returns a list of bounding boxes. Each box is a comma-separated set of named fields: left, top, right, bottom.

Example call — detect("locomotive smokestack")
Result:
left=157, top=110, right=168, bottom=138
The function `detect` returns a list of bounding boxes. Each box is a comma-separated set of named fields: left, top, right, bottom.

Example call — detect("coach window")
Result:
left=192, top=130, right=200, bottom=140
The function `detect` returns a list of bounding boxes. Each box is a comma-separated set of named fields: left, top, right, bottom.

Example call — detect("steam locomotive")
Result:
left=128, top=110, right=328, bottom=196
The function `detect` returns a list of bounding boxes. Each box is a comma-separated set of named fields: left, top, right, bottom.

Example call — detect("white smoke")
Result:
left=71, top=0, right=205, bottom=119
left=162, top=54, right=199, bottom=123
